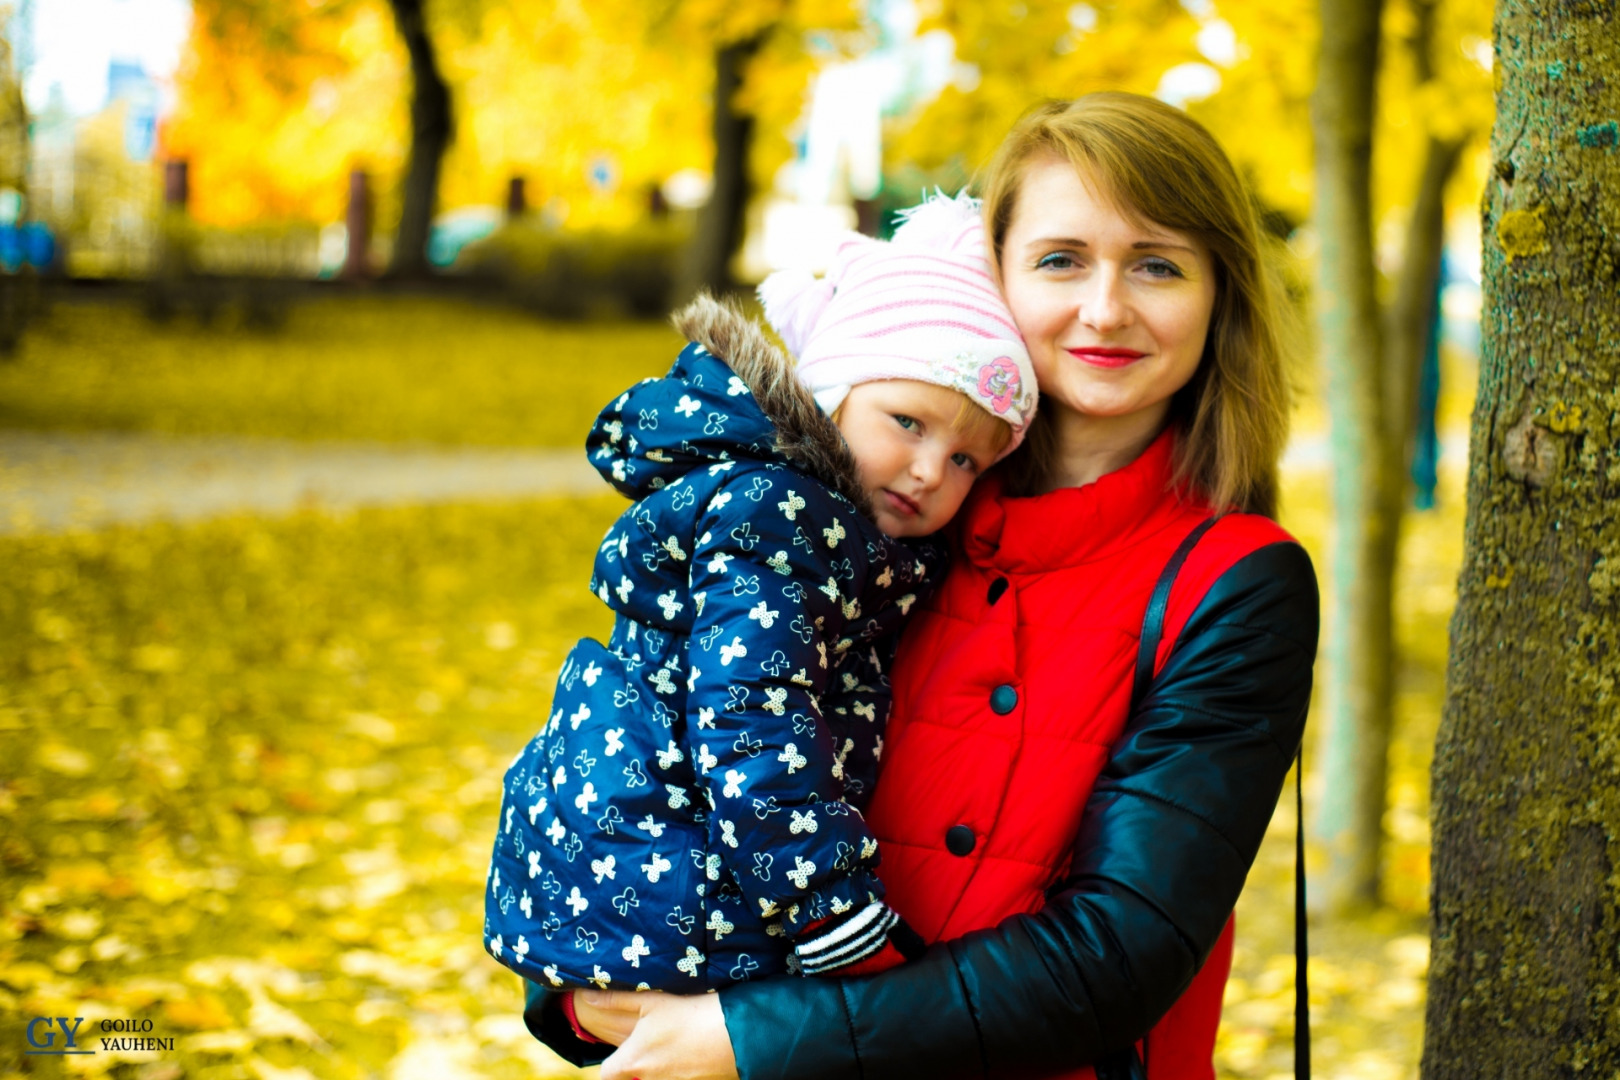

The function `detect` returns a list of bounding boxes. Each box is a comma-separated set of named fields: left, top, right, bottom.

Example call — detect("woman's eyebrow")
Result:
left=1022, top=235, right=1195, bottom=254
left=1132, top=240, right=1198, bottom=254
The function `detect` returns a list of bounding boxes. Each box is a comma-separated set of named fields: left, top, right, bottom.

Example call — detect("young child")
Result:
left=484, top=194, right=1035, bottom=994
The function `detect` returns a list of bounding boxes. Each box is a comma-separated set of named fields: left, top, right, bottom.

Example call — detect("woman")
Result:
left=544, top=92, right=1318, bottom=1080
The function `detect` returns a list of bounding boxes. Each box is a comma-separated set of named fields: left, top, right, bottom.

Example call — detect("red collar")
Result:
left=960, top=427, right=1202, bottom=573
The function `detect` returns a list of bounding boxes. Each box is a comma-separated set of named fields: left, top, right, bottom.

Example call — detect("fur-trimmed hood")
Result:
left=585, top=294, right=872, bottom=519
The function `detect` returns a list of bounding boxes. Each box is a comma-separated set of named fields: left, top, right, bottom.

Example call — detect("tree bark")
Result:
left=1310, top=0, right=1397, bottom=914
left=679, top=36, right=763, bottom=300
left=1423, top=4, right=1620, bottom=1074
left=385, top=0, right=452, bottom=280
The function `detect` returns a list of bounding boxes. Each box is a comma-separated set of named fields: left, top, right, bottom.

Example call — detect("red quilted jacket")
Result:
left=867, top=428, right=1297, bottom=1079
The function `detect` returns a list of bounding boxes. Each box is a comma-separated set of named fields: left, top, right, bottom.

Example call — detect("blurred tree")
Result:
left=652, top=0, right=861, bottom=296
left=1423, top=1, right=1620, bottom=1071
left=0, top=30, right=26, bottom=196
left=1311, top=0, right=1395, bottom=917
left=681, top=32, right=764, bottom=297
left=385, top=0, right=452, bottom=278
left=892, top=0, right=1202, bottom=188
left=167, top=0, right=403, bottom=228
left=1311, top=0, right=1489, bottom=914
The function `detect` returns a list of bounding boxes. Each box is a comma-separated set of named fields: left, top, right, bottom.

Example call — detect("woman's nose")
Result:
left=1079, top=267, right=1131, bottom=332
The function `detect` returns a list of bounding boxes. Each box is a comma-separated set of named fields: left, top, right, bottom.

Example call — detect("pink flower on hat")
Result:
left=978, top=357, right=1022, bottom=415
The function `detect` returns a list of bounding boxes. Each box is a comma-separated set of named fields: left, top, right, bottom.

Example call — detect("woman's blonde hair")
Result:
left=979, top=93, right=1291, bottom=517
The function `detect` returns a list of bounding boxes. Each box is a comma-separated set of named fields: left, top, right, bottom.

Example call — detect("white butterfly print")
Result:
left=786, top=856, right=816, bottom=889
left=622, top=935, right=651, bottom=968
left=642, top=852, right=673, bottom=883
left=676, top=945, right=707, bottom=977
left=778, top=743, right=808, bottom=773
left=656, top=740, right=685, bottom=770
left=706, top=909, right=735, bottom=939
left=777, top=491, right=807, bottom=520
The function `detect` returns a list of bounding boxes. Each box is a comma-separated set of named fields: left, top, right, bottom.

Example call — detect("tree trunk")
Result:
left=1386, top=0, right=1467, bottom=483
left=1423, top=4, right=1620, bottom=1075
left=1310, top=0, right=1397, bottom=914
left=385, top=0, right=452, bottom=280
left=680, top=36, right=762, bottom=300
left=1385, top=133, right=1465, bottom=470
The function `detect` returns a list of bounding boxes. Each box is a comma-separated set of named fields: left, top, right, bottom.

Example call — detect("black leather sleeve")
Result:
left=521, top=981, right=612, bottom=1068
left=719, top=541, right=1319, bottom=1080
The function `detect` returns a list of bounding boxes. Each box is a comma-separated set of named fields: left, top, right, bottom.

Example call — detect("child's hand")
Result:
left=572, top=989, right=642, bottom=1045
left=598, top=991, right=738, bottom=1080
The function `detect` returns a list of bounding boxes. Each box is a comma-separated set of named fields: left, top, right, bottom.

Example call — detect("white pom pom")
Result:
left=890, top=190, right=985, bottom=256
left=758, top=268, right=836, bottom=359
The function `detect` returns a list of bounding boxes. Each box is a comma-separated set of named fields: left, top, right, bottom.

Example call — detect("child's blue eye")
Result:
left=893, top=415, right=919, bottom=431
left=951, top=452, right=979, bottom=471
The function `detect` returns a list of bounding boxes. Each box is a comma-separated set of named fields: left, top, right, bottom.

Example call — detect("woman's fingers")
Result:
left=571, top=988, right=641, bottom=1045
left=598, top=992, right=738, bottom=1080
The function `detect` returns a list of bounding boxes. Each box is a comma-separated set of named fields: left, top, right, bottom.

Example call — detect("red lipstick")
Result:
left=1067, top=347, right=1146, bottom=369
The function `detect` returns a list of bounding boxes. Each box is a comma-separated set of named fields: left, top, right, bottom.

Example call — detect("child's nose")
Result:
left=910, top=452, right=943, bottom=487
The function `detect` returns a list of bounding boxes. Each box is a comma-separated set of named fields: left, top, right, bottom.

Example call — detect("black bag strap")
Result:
left=1120, top=514, right=1310, bottom=1080
left=1295, top=745, right=1310, bottom=1079
left=1130, top=516, right=1219, bottom=714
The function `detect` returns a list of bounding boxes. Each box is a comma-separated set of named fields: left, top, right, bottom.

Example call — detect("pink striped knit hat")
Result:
left=758, top=192, right=1036, bottom=456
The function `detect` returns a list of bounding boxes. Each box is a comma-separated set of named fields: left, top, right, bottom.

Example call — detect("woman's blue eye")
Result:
left=1036, top=252, right=1076, bottom=271
left=1141, top=257, right=1185, bottom=279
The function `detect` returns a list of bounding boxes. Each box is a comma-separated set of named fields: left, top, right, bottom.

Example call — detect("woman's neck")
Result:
left=1039, top=400, right=1171, bottom=493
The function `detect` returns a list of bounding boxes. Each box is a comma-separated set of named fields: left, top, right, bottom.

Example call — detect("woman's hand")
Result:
left=595, top=990, right=739, bottom=1080
left=571, top=989, right=641, bottom=1046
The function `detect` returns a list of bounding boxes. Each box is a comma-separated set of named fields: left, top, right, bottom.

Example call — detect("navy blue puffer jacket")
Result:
left=484, top=297, right=942, bottom=993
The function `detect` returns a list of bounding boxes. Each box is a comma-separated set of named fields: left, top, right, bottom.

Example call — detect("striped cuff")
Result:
left=793, top=901, right=899, bottom=975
